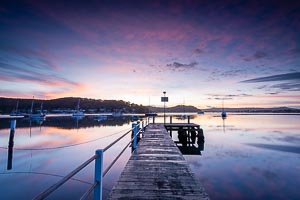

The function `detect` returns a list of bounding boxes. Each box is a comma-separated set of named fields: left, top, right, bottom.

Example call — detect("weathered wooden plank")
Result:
left=108, top=123, right=209, bottom=200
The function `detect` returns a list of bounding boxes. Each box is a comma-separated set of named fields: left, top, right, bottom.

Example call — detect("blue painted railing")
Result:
left=34, top=119, right=148, bottom=200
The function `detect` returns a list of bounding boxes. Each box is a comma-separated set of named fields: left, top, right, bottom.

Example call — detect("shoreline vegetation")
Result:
left=0, top=97, right=299, bottom=114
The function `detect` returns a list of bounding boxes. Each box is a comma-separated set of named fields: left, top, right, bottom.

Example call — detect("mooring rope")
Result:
left=0, top=171, right=92, bottom=185
left=0, top=171, right=110, bottom=191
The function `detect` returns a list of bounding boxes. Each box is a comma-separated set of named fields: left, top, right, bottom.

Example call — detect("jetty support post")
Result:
left=197, top=127, right=205, bottom=143
left=187, top=116, right=191, bottom=144
left=10, top=119, right=16, bottom=131
left=94, top=149, right=103, bottom=200
left=168, top=116, right=173, bottom=137
left=7, top=119, right=16, bottom=170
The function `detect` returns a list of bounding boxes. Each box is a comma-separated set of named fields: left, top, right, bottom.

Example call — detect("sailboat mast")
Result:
left=222, top=99, right=224, bottom=112
left=183, top=98, right=185, bottom=114
left=30, top=96, right=34, bottom=114
left=40, top=102, right=43, bottom=114
left=148, top=96, right=150, bottom=112
left=15, top=100, right=19, bottom=112
left=77, top=99, right=80, bottom=111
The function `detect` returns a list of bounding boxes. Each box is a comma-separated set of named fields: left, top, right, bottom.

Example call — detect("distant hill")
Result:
left=202, top=107, right=300, bottom=113
left=149, top=106, right=300, bottom=113
left=149, top=105, right=201, bottom=113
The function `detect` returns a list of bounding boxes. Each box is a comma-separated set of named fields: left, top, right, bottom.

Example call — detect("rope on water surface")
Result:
left=0, top=171, right=110, bottom=191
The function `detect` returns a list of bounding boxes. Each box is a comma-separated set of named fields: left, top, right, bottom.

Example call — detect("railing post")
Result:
left=142, top=121, right=144, bottom=135
left=132, top=123, right=136, bottom=136
left=132, top=123, right=138, bottom=150
left=134, top=125, right=138, bottom=150
left=94, top=149, right=103, bottom=200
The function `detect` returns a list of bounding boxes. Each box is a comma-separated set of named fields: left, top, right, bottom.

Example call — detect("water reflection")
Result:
left=222, top=116, right=226, bottom=133
left=173, top=126, right=205, bottom=155
left=1, top=114, right=299, bottom=199
left=0, top=116, right=134, bottom=199
left=184, top=113, right=300, bottom=200
left=0, top=116, right=133, bottom=130
left=246, top=143, right=300, bottom=154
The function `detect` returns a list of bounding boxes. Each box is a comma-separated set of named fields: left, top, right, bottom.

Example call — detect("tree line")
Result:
left=0, top=97, right=147, bottom=114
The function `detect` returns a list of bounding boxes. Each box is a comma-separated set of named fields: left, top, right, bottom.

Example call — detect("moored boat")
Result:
left=72, top=99, right=85, bottom=117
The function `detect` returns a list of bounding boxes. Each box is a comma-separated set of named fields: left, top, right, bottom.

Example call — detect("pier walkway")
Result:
left=109, top=123, right=209, bottom=199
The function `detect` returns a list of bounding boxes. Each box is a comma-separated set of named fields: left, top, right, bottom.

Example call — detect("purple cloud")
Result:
left=166, top=62, right=198, bottom=72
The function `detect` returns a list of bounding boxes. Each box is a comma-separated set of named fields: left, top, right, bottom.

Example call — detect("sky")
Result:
left=0, top=0, right=299, bottom=108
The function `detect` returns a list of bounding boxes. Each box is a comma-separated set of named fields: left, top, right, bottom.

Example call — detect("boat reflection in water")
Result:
left=94, top=115, right=108, bottom=122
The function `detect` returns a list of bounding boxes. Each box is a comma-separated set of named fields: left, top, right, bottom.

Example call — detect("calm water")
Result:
left=184, top=113, right=300, bottom=200
left=0, top=115, right=134, bottom=199
left=0, top=114, right=299, bottom=199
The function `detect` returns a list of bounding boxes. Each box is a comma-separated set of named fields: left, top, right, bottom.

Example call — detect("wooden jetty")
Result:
left=109, top=123, right=209, bottom=199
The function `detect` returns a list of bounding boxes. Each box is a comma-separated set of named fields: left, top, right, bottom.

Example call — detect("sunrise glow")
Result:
left=0, top=1, right=299, bottom=108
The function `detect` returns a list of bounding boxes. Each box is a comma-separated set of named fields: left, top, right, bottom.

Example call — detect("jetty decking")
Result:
left=109, top=123, right=209, bottom=199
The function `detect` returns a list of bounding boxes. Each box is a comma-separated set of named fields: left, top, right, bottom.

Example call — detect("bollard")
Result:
left=94, top=149, right=103, bottom=200
left=187, top=116, right=190, bottom=124
left=170, top=116, right=172, bottom=124
left=153, top=116, right=155, bottom=124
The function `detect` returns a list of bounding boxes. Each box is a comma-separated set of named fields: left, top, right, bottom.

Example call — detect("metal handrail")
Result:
left=103, top=129, right=132, bottom=152
left=82, top=124, right=145, bottom=200
left=80, top=134, right=139, bottom=200
left=34, top=119, right=148, bottom=200
left=103, top=136, right=135, bottom=176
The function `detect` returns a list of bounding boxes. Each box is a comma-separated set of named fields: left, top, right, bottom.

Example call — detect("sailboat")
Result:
left=72, top=99, right=85, bottom=117
left=10, top=100, right=23, bottom=116
left=221, top=99, right=227, bottom=118
left=29, top=98, right=46, bottom=120
left=181, top=99, right=187, bottom=119
left=145, top=97, right=157, bottom=117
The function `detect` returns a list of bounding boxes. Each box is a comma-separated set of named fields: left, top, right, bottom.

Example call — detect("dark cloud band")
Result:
left=241, top=72, right=300, bottom=83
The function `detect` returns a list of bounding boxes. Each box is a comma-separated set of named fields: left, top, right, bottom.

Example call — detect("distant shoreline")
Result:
left=227, top=113, right=300, bottom=115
